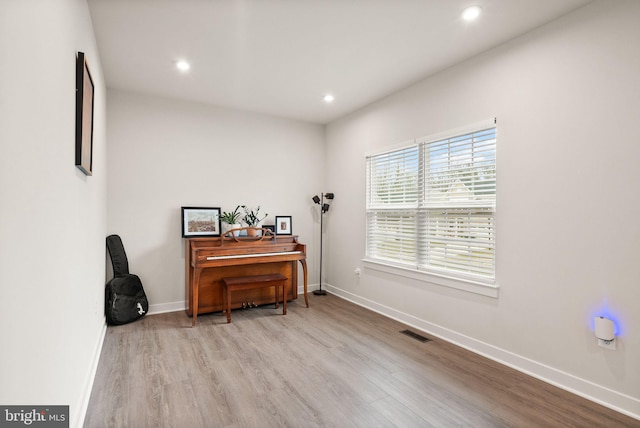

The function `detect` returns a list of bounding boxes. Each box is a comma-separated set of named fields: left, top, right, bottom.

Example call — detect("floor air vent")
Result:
left=400, top=330, right=431, bottom=343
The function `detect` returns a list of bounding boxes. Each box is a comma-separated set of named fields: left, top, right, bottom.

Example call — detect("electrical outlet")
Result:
left=598, top=338, right=616, bottom=350
left=354, top=268, right=361, bottom=277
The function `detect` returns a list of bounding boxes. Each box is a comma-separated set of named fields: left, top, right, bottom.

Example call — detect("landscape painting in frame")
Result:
left=182, top=207, right=221, bottom=237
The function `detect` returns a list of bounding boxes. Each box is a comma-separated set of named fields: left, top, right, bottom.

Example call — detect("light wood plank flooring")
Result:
left=84, top=294, right=639, bottom=427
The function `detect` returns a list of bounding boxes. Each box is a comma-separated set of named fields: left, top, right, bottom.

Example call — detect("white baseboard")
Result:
left=325, top=283, right=640, bottom=421
left=75, top=321, right=107, bottom=428
left=303, top=283, right=320, bottom=294
left=148, top=300, right=186, bottom=315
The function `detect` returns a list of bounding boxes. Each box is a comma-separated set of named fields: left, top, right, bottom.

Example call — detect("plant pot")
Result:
left=222, top=223, right=242, bottom=236
left=246, top=227, right=262, bottom=237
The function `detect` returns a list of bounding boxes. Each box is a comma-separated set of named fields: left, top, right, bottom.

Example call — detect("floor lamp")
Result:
left=312, top=192, right=334, bottom=296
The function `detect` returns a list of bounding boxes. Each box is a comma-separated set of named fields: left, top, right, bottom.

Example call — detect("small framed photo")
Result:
left=181, top=207, right=221, bottom=237
left=275, top=216, right=292, bottom=235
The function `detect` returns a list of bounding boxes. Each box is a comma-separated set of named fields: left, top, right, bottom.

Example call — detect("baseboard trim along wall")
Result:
left=77, top=322, right=107, bottom=428
left=325, top=283, right=640, bottom=422
left=148, top=300, right=187, bottom=315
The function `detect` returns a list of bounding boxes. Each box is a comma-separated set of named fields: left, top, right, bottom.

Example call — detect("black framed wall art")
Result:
left=75, top=51, right=94, bottom=175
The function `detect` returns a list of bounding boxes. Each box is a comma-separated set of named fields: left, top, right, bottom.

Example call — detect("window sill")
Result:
left=362, top=258, right=499, bottom=298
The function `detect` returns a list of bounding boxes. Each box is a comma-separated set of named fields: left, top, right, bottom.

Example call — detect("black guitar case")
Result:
left=105, top=234, right=149, bottom=325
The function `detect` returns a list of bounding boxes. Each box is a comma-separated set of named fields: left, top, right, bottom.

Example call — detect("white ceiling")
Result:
left=87, top=0, right=592, bottom=124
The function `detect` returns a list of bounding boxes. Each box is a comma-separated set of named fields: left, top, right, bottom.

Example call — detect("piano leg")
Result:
left=300, top=259, right=309, bottom=308
left=192, top=268, right=202, bottom=327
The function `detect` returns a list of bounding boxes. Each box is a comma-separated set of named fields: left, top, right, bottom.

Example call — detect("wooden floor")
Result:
left=84, top=294, right=639, bottom=427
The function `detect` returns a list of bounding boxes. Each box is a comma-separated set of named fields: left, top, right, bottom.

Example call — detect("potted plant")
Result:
left=241, top=205, right=268, bottom=236
left=220, top=205, right=242, bottom=236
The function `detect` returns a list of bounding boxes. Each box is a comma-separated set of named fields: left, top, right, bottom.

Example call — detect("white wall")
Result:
left=325, top=0, right=640, bottom=418
left=107, top=90, right=325, bottom=312
left=0, top=1, right=107, bottom=427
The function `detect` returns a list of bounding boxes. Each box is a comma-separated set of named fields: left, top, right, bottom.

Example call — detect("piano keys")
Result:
left=185, top=229, right=308, bottom=326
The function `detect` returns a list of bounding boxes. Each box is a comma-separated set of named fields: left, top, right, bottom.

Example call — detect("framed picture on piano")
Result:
left=181, top=207, right=221, bottom=237
left=275, top=216, right=292, bottom=235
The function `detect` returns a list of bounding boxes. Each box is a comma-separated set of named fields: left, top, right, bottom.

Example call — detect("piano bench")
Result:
left=221, top=273, right=288, bottom=323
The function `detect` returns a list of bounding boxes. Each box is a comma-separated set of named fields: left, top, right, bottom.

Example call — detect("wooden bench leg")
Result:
left=282, top=281, right=287, bottom=315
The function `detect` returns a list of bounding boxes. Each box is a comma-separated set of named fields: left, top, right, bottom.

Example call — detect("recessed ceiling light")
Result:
left=461, top=6, right=481, bottom=21
left=323, top=94, right=335, bottom=103
left=176, top=60, right=190, bottom=72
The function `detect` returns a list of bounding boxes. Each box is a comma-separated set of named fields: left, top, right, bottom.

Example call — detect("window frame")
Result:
left=364, top=120, right=498, bottom=297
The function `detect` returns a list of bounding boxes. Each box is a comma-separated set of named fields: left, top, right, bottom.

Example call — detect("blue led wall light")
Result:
left=594, top=316, right=616, bottom=350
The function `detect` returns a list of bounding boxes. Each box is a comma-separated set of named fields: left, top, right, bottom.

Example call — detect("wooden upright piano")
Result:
left=185, top=229, right=308, bottom=326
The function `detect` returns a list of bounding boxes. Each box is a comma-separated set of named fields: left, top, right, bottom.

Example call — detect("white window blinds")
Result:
left=366, top=124, right=496, bottom=284
left=366, top=145, right=421, bottom=265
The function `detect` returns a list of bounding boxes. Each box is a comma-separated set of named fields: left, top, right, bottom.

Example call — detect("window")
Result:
left=366, top=121, right=496, bottom=287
